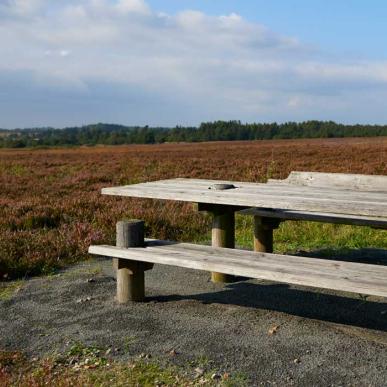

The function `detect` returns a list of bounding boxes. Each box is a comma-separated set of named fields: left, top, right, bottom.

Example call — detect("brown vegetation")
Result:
left=1, top=137, right=386, bottom=278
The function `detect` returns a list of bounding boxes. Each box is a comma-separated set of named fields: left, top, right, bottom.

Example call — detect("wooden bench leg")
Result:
left=117, top=265, right=144, bottom=303
left=210, top=205, right=235, bottom=283
left=253, top=216, right=281, bottom=253
left=115, top=220, right=152, bottom=303
left=116, top=259, right=149, bottom=303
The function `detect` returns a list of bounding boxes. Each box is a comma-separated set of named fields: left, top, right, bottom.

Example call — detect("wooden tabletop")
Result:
left=102, top=178, right=387, bottom=218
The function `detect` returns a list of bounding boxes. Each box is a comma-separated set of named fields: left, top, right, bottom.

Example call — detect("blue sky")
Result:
left=1, top=0, right=387, bottom=128
left=148, top=0, right=387, bottom=59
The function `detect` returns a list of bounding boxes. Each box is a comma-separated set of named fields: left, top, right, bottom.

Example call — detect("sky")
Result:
left=1, top=0, right=387, bottom=128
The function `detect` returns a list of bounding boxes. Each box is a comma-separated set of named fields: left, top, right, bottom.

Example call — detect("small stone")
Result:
left=268, top=325, right=280, bottom=335
left=211, top=373, right=222, bottom=381
left=139, top=353, right=151, bottom=359
left=293, top=358, right=301, bottom=364
left=194, top=367, right=205, bottom=378
left=32, top=357, right=39, bottom=362
left=87, top=278, right=95, bottom=283
left=168, top=349, right=178, bottom=356
left=105, top=348, right=112, bottom=355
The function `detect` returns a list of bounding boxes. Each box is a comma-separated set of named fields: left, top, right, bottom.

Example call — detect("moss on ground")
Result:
left=0, top=281, right=25, bottom=301
left=0, top=343, right=249, bottom=386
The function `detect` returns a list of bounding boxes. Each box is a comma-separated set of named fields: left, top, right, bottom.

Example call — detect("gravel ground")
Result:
left=1, top=252, right=387, bottom=386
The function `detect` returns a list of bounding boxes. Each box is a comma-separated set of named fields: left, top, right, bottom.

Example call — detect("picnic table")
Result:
left=90, top=172, right=387, bottom=303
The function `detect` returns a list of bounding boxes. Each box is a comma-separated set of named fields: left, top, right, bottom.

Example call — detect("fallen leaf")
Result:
left=268, top=325, right=280, bottom=335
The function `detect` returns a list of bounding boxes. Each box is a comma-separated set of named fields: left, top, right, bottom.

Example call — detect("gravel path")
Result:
left=1, top=255, right=387, bottom=386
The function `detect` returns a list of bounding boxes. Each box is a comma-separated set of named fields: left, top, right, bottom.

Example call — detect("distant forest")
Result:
left=1, top=120, right=387, bottom=148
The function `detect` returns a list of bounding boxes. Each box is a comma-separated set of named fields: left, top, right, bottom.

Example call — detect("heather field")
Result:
left=1, top=137, right=386, bottom=279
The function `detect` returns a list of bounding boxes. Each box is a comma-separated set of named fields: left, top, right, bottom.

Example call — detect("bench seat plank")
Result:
left=89, top=240, right=387, bottom=298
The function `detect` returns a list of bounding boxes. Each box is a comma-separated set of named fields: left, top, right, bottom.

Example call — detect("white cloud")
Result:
left=8, top=0, right=45, bottom=15
left=115, top=0, right=150, bottom=15
left=0, top=0, right=387, bottom=127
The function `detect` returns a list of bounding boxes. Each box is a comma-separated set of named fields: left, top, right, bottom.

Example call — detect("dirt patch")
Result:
left=1, top=258, right=386, bottom=386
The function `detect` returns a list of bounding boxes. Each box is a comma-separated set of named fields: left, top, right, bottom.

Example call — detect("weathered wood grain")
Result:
left=89, top=240, right=387, bottom=298
left=115, top=220, right=146, bottom=303
left=102, top=178, right=387, bottom=218
left=105, top=178, right=387, bottom=201
left=210, top=205, right=235, bottom=283
left=268, top=171, right=387, bottom=192
left=253, top=216, right=281, bottom=253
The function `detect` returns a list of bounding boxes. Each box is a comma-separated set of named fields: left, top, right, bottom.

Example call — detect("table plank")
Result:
left=102, top=178, right=387, bottom=218
left=118, top=179, right=387, bottom=201
left=268, top=171, right=387, bottom=192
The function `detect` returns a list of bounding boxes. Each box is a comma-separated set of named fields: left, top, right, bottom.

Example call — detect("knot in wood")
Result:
left=209, top=183, right=236, bottom=191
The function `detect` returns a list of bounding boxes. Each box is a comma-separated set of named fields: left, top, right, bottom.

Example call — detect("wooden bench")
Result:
left=100, top=172, right=387, bottom=284
left=89, top=220, right=387, bottom=303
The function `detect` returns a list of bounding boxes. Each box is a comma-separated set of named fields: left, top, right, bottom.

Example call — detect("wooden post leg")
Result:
left=116, top=220, right=145, bottom=303
left=253, top=216, right=280, bottom=253
left=211, top=206, right=235, bottom=283
left=116, top=267, right=144, bottom=303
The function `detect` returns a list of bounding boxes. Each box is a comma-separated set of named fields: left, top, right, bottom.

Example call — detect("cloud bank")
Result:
left=1, top=0, right=387, bottom=127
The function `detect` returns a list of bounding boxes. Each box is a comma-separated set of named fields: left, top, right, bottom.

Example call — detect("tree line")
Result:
left=1, top=120, right=387, bottom=148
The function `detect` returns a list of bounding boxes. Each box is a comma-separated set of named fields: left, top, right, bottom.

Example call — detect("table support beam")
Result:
left=253, top=216, right=281, bottom=253
left=209, top=205, right=236, bottom=283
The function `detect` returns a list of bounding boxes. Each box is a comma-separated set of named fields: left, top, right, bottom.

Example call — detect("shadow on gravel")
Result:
left=150, top=247, right=387, bottom=332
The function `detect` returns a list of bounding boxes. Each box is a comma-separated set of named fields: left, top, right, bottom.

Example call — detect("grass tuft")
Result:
left=0, top=281, right=25, bottom=301
left=0, top=344, right=249, bottom=386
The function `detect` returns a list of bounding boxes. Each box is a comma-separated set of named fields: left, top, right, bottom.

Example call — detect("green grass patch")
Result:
left=0, top=280, right=25, bottom=301
left=0, top=163, right=29, bottom=177
left=0, top=343, right=249, bottom=386
left=235, top=215, right=386, bottom=254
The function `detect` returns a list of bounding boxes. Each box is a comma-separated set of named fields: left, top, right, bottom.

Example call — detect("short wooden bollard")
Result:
left=115, top=220, right=146, bottom=303
left=211, top=205, right=235, bottom=283
left=253, top=216, right=280, bottom=253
